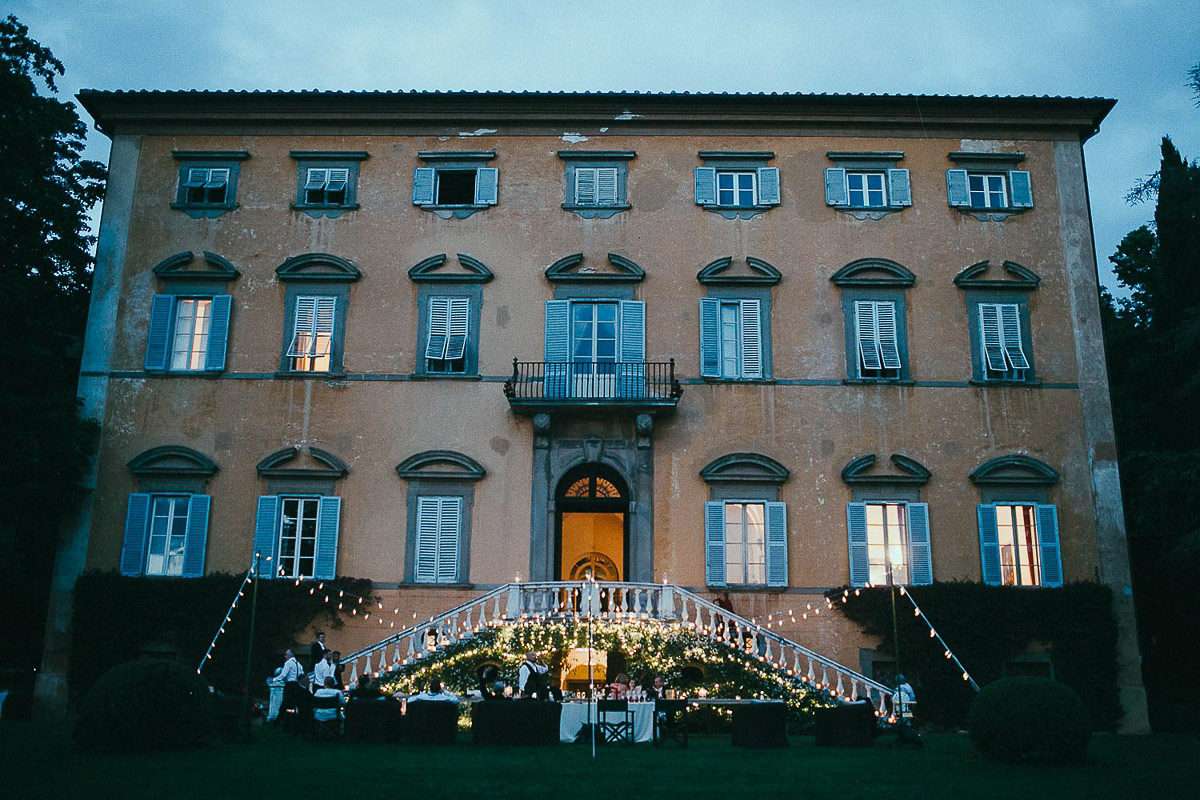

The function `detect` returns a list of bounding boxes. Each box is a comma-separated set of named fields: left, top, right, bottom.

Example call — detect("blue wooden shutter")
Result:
left=425, top=297, right=450, bottom=360
left=946, top=169, right=970, bottom=207
left=694, top=167, right=716, bottom=205
left=979, top=304, right=1007, bottom=372
left=740, top=299, right=762, bottom=379
left=181, top=494, right=211, bottom=578
left=412, top=167, right=435, bottom=205
left=887, top=169, right=912, bottom=207
left=145, top=295, right=174, bottom=371
left=855, top=301, right=882, bottom=372
left=474, top=167, right=498, bottom=205
left=596, top=168, right=619, bottom=205
left=544, top=300, right=570, bottom=398
left=121, top=493, right=151, bottom=576
left=699, top=298, right=721, bottom=378
left=846, top=502, right=869, bottom=587
left=415, top=497, right=440, bottom=582
left=705, top=501, right=726, bottom=587
left=1009, top=170, right=1033, bottom=208
left=574, top=168, right=597, bottom=205
left=978, top=504, right=1002, bottom=585
left=824, top=168, right=848, bottom=206
left=1036, top=504, right=1063, bottom=587
left=756, top=167, right=780, bottom=205
left=999, top=304, right=1030, bottom=370
left=205, top=294, right=232, bottom=372
left=253, top=495, right=281, bottom=579
left=618, top=300, right=646, bottom=397
left=765, top=501, right=788, bottom=587
left=314, top=496, right=341, bottom=580
left=906, top=502, right=932, bottom=585
left=438, top=497, right=462, bottom=583
left=877, top=301, right=902, bottom=370
left=445, top=297, right=470, bottom=361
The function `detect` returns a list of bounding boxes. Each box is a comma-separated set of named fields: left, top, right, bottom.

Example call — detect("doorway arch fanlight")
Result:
left=555, top=463, right=629, bottom=582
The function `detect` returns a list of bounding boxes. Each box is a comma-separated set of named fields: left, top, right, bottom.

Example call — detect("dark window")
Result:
left=436, top=170, right=478, bottom=205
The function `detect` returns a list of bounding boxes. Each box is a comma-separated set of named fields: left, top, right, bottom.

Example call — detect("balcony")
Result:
left=504, top=360, right=682, bottom=416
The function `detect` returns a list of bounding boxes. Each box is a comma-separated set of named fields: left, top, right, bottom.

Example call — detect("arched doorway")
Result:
left=555, top=464, right=628, bottom=581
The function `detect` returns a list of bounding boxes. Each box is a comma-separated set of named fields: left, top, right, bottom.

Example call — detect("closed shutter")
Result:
left=694, top=167, right=716, bottom=205
left=946, top=169, right=970, bottom=207
left=825, top=168, right=848, bottom=206
left=425, top=297, right=451, bottom=360
left=412, top=167, right=436, bottom=205
left=699, top=298, right=721, bottom=378
left=740, top=299, right=762, bottom=379
left=979, top=304, right=1007, bottom=372
left=121, top=493, right=152, bottom=576
left=414, top=496, right=460, bottom=583
left=1008, top=170, right=1033, bottom=208
left=253, top=496, right=281, bottom=578
left=145, top=295, right=175, bottom=371
left=596, top=167, right=619, bottom=205
left=846, top=502, right=869, bottom=587
left=906, top=502, right=932, bottom=585
left=1036, top=504, right=1062, bottom=587
left=474, top=167, right=498, bottom=205
left=876, top=301, right=902, bottom=370
left=314, top=496, right=341, bottom=581
left=999, top=304, right=1030, bottom=370
left=444, top=297, right=470, bottom=361
left=978, top=504, right=1002, bottom=585
left=544, top=300, right=570, bottom=398
left=855, top=301, right=882, bottom=372
left=181, top=494, right=211, bottom=578
left=888, top=169, right=912, bottom=207
left=574, top=168, right=597, bottom=205
left=705, top=501, right=726, bottom=587
left=205, top=294, right=232, bottom=372
left=765, top=501, right=788, bottom=587
left=438, top=497, right=462, bottom=583
left=756, top=167, right=780, bottom=205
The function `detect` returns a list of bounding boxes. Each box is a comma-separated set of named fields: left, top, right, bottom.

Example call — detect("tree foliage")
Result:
left=0, top=16, right=105, bottom=683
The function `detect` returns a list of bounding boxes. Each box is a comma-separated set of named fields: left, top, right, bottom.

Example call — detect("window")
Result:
left=848, top=172, right=886, bottom=207
left=574, top=168, right=619, bottom=206
left=171, top=151, right=248, bottom=217
left=978, top=503, right=1062, bottom=587
left=853, top=300, right=902, bottom=380
left=253, top=494, right=342, bottom=580
left=846, top=501, right=932, bottom=587
left=414, top=496, right=463, bottom=583
left=412, top=151, right=498, bottom=215
left=291, top=151, right=366, bottom=216
left=559, top=151, right=634, bottom=217
left=946, top=154, right=1032, bottom=212
left=544, top=298, right=645, bottom=398
left=699, top=298, right=762, bottom=379
left=286, top=296, right=337, bottom=373
left=120, top=493, right=210, bottom=578
left=717, top=171, right=757, bottom=207
left=976, top=302, right=1031, bottom=382
left=424, top=297, right=470, bottom=374
left=824, top=152, right=910, bottom=213
left=705, top=500, right=787, bottom=587
left=724, top=502, right=765, bottom=585
left=694, top=151, right=779, bottom=216
left=968, top=173, right=1007, bottom=208
left=145, top=294, right=231, bottom=373
left=303, top=168, right=349, bottom=206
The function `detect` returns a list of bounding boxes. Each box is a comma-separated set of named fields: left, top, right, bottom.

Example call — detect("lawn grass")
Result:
left=1, top=721, right=1196, bottom=800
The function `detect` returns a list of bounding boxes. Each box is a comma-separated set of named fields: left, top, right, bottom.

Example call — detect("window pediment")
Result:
left=700, top=452, right=789, bottom=485
left=127, top=445, right=218, bottom=476
left=152, top=251, right=240, bottom=282
left=276, top=253, right=362, bottom=283
left=396, top=450, right=486, bottom=482
left=830, top=258, right=915, bottom=288
left=256, top=446, right=348, bottom=478
left=408, top=253, right=494, bottom=284
left=970, top=455, right=1059, bottom=486
left=840, top=454, right=930, bottom=485
left=697, top=256, right=781, bottom=286
left=953, top=260, right=1040, bottom=290
left=545, top=252, right=645, bottom=283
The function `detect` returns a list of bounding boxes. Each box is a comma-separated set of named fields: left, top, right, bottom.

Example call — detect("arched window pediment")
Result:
left=275, top=253, right=362, bottom=283
left=545, top=252, right=645, bottom=283
left=256, top=445, right=348, bottom=477
left=697, top=256, right=782, bottom=286
left=970, top=454, right=1059, bottom=486
left=953, top=260, right=1040, bottom=290
left=127, top=445, right=218, bottom=476
left=152, top=251, right=240, bottom=282
left=407, top=253, right=494, bottom=283
left=840, top=453, right=931, bottom=485
left=700, top=452, right=789, bottom=485
left=395, top=450, right=486, bottom=481
left=830, top=258, right=915, bottom=288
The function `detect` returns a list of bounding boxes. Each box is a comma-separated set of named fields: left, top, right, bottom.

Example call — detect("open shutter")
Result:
left=855, top=301, right=882, bottom=372
left=906, top=503, right=932, bottom=586
left=413, top=167, right=436, bottom=205
left=121, top=494, right=151, bottom=576
left=846, top=502, right=869, bottom=587
left=326, top=168, right=349, bottom=193
left=618, top=300, right=646, bottom=397
left=474, top=167, right=498, bottom=205
left=181, top=494, right=211, bottom=578
left=694, top=167, right=716, bottom=205
left=765, top=501, right=788, bottom=587
left=978, top=504, right=1002, bottom=585
left=312, top=297, right=336, bottom=356
left=544, top=300, right=570, bottom=398
left=887, top=169, right=912, bottom=207
left=876, top=301, right=902, bottom=370
left=596, top=168, right=619, bottom=205
left=253, top=496, right=281, bottom=579
left=314, top=496, right=341, bottom=581
left=999, top=304, right=1029, bottom=369
left=1008, top=170, right=1033, bottom=208
left=286, top=297, right=316, bottom=357
left=1036, top=504, right=1062, bottom=587
left=204, top=294, right=232, bottom=372
left=304, top=168, right=328, bottom=191
left=444, top=297, right=470, bottom=361
left=979, top=304, right=1007, bottom=372
left=699, top=298, right=721, bottom=378
left=185, top=168, right=208, bottom=187
left=825, top=168, right=848, bottom=206
left=145, top=295, right=174, bottom=371
left=205, top=168, right=230, bottom=189
left=438, top=497, right=462, bottom=583
left=946, top=169, right=970, bottom=207
left=415, top=497, right=440, bottom=582
left=705, top=501, right=726, bottom=587
left=574, top=168, right=597, bottom=205
left=756, top=167, right=780, bottom=205
left=425, top=297, right=450, bottom=360
left=740, top=299, right=762, bottom=379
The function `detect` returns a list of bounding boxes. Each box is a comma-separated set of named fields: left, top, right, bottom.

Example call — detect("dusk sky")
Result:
left=13, top=0, right=1199, bottom=292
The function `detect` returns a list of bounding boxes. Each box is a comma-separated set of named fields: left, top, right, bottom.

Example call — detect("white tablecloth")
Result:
left=559, top=701, right=655, bottom=743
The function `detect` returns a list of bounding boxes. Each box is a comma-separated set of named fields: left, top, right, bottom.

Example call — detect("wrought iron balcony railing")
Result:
left=504, top=359, right=682, bottom=410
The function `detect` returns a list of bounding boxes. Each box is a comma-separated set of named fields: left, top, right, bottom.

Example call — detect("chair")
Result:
left=402, top=700, right=459, bottom=744
left=310, top=693, right=343, bottom=741
left=596, top=699, right=634, bottom=745
left=653, top=699, right=688, bottom=747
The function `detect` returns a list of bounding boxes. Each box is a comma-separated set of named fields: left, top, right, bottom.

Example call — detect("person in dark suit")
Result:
left=310, top=631, right=328, bottom=670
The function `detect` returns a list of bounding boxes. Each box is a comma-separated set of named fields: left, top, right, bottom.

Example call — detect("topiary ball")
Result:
left=74, top=660, right=216, bottom=752
left=968, top=676, right=1090, bottom=764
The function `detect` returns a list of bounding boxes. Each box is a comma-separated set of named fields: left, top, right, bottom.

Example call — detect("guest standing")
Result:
left=309, top=631, right=328, bottom=670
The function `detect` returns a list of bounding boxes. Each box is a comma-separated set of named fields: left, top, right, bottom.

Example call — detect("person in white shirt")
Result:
left=278, top=649, right=307, bottom=723
left=312, top=650, right=335, bottom=691
left=519, top=651, right=550, bottom=699
left=410, top=679, right=458, bottom=703
left=313, top=676, right=345, bottom=722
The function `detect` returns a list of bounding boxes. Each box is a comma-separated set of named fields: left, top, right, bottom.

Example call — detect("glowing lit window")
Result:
left=866, top=502, right=909, bottom=586
left=564, top=477, right=621, bottom=499
left=724, top=502, right=766, bottom=585
left=286, top=296, right=336, bottom=372
left=995, top=504, right=1042, bottom=586
left=170, top=298, right=212, bottom=371
left=145, top=495, right=190, bottom=576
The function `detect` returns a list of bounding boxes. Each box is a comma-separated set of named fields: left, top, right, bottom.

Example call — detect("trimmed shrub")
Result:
left=969, top=676, right=1091, bottom=764
left=74, top=660, right=216, bottom=752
